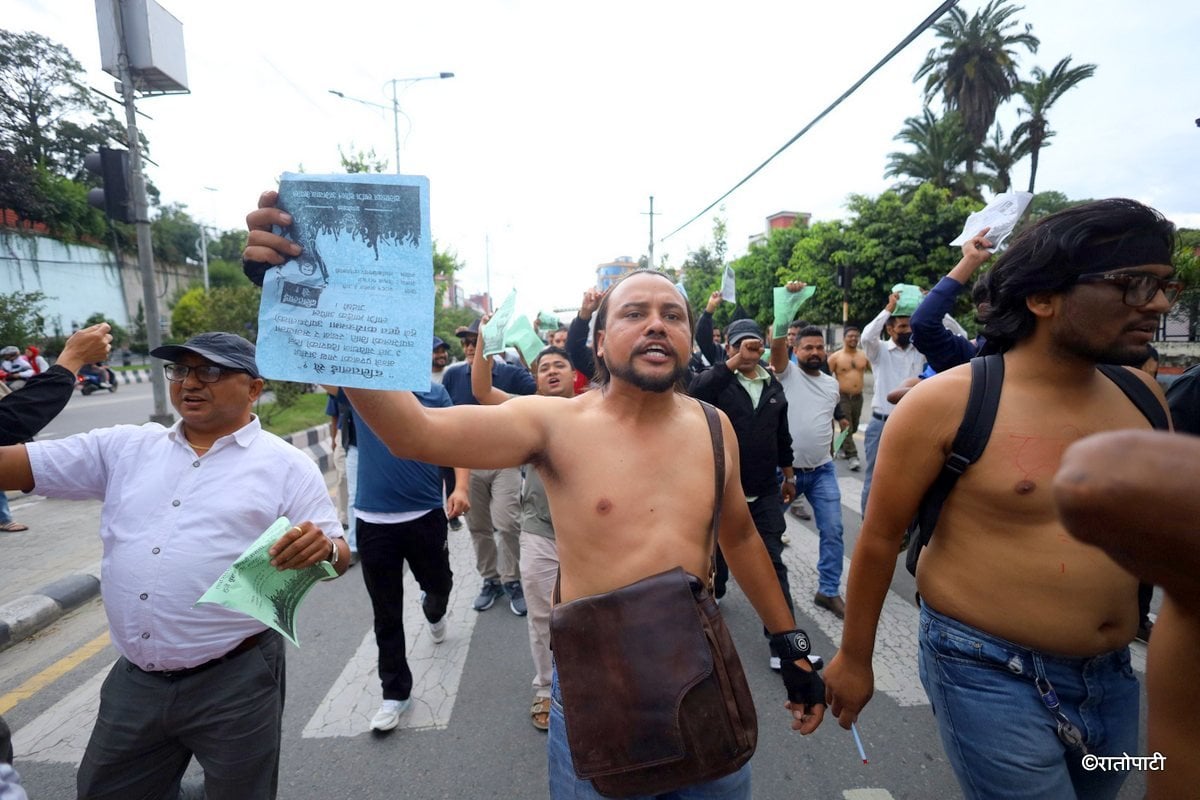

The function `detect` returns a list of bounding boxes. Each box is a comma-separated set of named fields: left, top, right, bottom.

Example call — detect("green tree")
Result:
left=1168, top=229, right=1199, bottom=342
left=784, top=185, right=982, bottom=326
left=170, top=286, right=208, bottom=339
left=1013, top=56, right=1097, bottom=193
left=0, top=29, right=126, bottom=176
left=0, top=290, right=48, bottom=347
left=978, top=123, right=1031, bottom=194
left=152, top=203, right=202, bottom=264
left=725, top=222, right=810, bottom=327
left=679, top=216, right=732, bottom=323
left=885, top=109, right=976, bottom=198
left=130, top=301, right=148, bottom=354
left=914, top=0, right=1039, bottom=178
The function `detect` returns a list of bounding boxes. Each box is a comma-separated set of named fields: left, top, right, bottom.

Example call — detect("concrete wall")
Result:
left=0, top=230, right=201, bottom=340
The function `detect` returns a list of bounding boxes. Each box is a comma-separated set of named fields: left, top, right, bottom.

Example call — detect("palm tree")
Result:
left=914, top=0, right=1039, bottom=178
left=885, top=108, right=977, bottom=198
left=978, top=123, right=1031, bottom=194
left=1014, top=56, right=1097, bottom=193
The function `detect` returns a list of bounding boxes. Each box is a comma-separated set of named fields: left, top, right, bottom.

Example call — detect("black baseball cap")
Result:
left=151, top=332, right=260, bottom=378
left=455, top=319, right=481, bottom=338
left=725, top=319, right=764, bottom=346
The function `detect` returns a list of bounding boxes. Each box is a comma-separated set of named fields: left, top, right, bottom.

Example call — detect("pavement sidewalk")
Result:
left=0, top=424, right=334, bottom=652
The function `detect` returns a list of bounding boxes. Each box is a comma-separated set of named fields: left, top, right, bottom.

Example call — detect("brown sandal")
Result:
left=0, top=522, right=28, bottom=532
left=530, top=697, right=551, bottom=731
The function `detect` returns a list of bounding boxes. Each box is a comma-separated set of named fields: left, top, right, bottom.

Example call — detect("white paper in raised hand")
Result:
left=950, top=191, right=1033, bottom=251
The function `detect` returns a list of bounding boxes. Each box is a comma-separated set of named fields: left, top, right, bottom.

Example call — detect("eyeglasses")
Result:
left=1073, top=271, right=1183, bottom=307
left=163, top=363, right=242, bottom=384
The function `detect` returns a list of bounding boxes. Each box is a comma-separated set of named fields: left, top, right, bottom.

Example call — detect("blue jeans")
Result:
left=918, top=603, right=1138, bottom=800
left=547, top=669, right=751, bottom=800
left=0, top=492, right=11, bottom=525
left=795, top=462, right=844, bottom=597
left=859, top=414, right=885, bottom=515
left=344, top=444, right=358, bottom=553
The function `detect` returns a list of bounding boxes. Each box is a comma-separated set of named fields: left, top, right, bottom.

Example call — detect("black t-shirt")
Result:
left=1166, top=363, right=1200, bottom=436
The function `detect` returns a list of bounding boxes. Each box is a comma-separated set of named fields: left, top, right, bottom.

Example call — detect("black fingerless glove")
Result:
left=781, top=658, right=826, bottom=707
left=241, top=258, right=270, bottom=287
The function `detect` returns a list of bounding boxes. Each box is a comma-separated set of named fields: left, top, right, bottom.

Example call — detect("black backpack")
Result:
left=904, top=354, right=1170, bottom=576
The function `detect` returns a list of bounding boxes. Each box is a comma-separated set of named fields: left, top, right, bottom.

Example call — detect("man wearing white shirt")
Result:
left=0, top=332, right=345, bottom=800
left=771, top=325, right=851, bottom=618
left=859, top=293, right=926, bottom=514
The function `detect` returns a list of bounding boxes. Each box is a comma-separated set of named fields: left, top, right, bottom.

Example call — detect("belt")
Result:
left=143, top=631, right=266, bottom=681
left=872, top=412, right=889, bottom=421
left=794, top=465, right=824, bottom=473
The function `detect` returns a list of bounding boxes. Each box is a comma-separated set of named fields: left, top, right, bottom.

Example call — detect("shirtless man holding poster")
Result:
left=244, top=191, right=825, bottom=799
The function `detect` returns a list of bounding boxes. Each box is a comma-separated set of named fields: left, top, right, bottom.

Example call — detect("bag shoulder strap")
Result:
left=1097, top=364, right=1170, bottom=430
left=697, top=399, right=725, bottom=589
left=553, top=400, right=726, bottom=604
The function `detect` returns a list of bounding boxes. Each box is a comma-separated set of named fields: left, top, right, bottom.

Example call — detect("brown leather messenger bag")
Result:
left=549, top=400, right=757, bottom=798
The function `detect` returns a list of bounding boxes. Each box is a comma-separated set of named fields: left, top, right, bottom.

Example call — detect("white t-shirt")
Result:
left=776, top=361, right=841, bottom=469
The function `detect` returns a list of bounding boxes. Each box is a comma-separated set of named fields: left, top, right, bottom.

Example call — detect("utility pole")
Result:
left=641, top=195, right=660, bottom=269
left=111, top=0, right=172, bottom=425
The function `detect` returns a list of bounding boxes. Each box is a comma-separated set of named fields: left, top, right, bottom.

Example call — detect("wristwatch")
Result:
left=770, top=629, right=811, bottom=660
left=327, top=537, right=339, bottom=566
left=783, top=476, right=796, bottom=484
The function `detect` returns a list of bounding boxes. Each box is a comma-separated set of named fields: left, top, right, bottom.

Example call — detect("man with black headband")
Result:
left=826, top=198, right=1179, bottom=800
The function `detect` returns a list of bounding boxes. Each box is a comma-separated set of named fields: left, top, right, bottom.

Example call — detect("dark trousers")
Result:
left=838, top=392, right=863, bottom=458
left=714, top=495, right=793, bottom=633
left=357, top=511, right=454, bottom=701
left=77, top=631, right=285, bottom=800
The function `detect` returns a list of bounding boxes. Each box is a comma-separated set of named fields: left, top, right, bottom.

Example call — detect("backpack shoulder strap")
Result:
left=1097, top=364, right=1170, bottom=430
left=906, top=354, right=1004, bottom=575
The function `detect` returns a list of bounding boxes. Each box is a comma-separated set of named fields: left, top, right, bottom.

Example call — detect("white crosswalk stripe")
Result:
left=301, top=533, right=480, bottom=737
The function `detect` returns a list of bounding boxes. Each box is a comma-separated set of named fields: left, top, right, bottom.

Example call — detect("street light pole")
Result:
left=329, top=72, right=454, bottom=173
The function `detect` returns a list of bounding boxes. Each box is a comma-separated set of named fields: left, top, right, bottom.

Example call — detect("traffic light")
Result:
left=836, top=265, right=847, bottom=288
left=84, top=148, right=132, bottom=224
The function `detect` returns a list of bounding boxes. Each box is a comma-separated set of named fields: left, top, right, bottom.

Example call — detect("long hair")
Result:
left=590, top=269, right=695, bottom=390
left=980, top=198, right=1175, bottom=351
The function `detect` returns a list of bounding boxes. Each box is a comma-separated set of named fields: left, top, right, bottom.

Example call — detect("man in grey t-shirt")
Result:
left=771, top=325, right=850, bottom=618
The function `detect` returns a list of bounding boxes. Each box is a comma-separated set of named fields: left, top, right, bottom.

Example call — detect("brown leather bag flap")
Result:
left=550, top=567, right=714, bottom=777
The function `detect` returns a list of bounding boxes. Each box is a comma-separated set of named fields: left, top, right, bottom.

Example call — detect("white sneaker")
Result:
left=780, top=533, right=791, bottom=546
left=848, top=456, right=861, bottom=471
left=370, top=699, right=410, bottom=731
left=430, top=617, right=446, bottom=643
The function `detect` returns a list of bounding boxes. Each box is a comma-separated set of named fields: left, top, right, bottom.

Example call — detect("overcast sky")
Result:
left=7, top=0, right=1199, bottom=316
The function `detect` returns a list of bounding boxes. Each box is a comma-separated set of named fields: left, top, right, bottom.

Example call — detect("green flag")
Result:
left=505, top=315, right=546, bottom=365
left=773, top=285, right=816, bottom=338
left=890, top=283, right=924, bottom=317
left=482, top=290, right=518, bottom=356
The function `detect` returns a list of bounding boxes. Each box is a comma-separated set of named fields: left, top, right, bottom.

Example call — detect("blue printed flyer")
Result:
left=255, top=172, right=434, bottom=390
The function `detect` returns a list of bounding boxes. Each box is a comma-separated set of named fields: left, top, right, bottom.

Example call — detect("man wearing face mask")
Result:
left=858, top=293, right=925, bottom=515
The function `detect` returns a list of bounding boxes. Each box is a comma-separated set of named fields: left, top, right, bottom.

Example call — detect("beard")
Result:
left=607, top=357, right=688, bottom=393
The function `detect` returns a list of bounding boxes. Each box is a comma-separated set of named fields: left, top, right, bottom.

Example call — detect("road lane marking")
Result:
left=12, top=669, right=106, bottom=764
left=0, top=630, right=110, bottom=715
left=301, top=530, right=480, bottom=737
left=844, top=791, right=896, bottom=799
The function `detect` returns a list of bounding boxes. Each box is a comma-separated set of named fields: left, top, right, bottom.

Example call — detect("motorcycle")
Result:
left=78, top=365, right=118, bottom=395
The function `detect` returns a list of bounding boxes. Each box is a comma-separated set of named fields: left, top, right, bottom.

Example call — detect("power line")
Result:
left=662, top=0, right=959, bottom=242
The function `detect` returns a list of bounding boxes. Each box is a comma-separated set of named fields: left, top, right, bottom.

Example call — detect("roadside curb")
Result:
left=0, top=422, right=332, bottom=653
